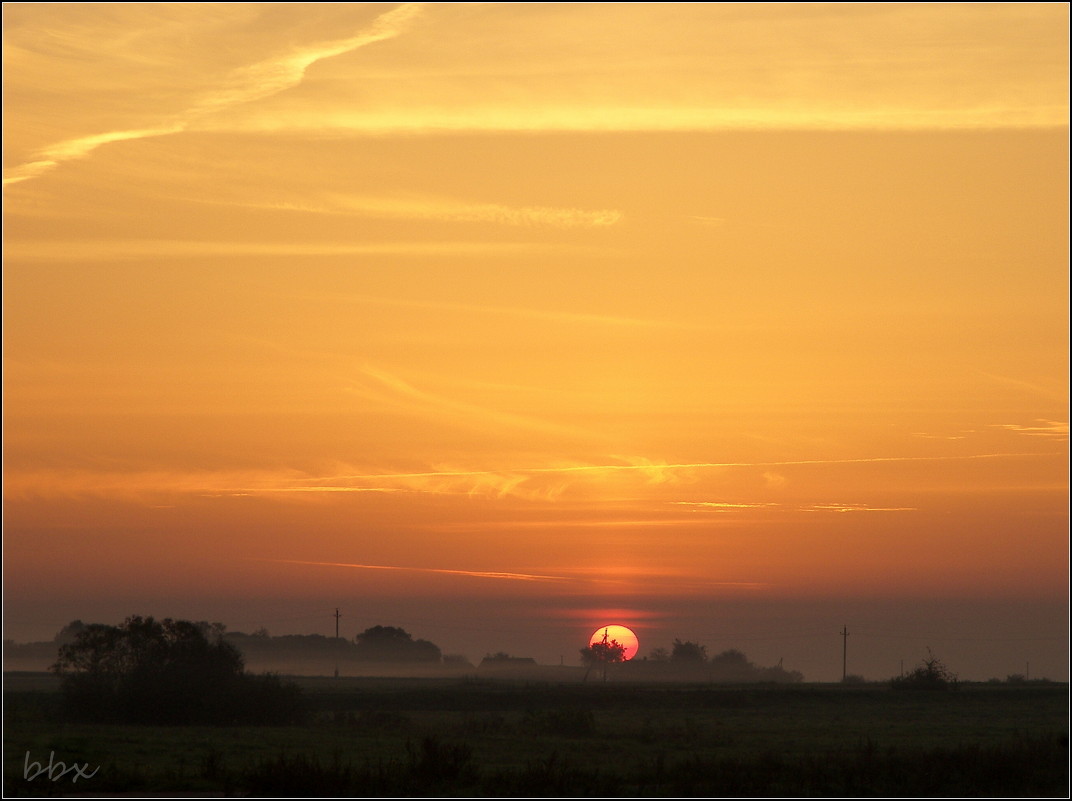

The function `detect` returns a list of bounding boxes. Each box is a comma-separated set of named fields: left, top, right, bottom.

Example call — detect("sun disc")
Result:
left=589, top=624, right=639, bottom=660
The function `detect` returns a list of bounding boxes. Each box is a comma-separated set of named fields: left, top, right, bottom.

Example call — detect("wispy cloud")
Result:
left=255, top=558, right=567, bottom=584
left=1, top=467, right=408, bottom=503
left=3, top=3, right=424, bottom=186
left=911, top=431, right=971, bottom=441
left=993, top=420, right=1069, bottom=440
left=675, top=501, right=915, bottom=514
left=317, top=451, right=1061, bottom=500
left=3, top=126, right=184, bottom=186
left=5, top=1, right=1066, bottom=193
left=430, top=517, right=728, bottom=532
left=223, top=104, right=1070, bottom=137
left=352, top=365, right=591, bottom=446
left=325, top=293, right=691, bottom=331
left=240, top=192, right=621, bottom=229
left=798, top=503, right=916, bottom=513
left=974, top=370, right=1067, bottom=402
left=673, top=501, right=779, bottom=512
left=4, top=239, right=567, bottom=262
left=327, top=451, right=1061, bottom=485
left=5, top=451, right=1060, bottom=504
left=686, top=215, right=727, bottom=227
left=188, top=4, right=424, bottom=116
left=254, top=558, right=770, bottom=592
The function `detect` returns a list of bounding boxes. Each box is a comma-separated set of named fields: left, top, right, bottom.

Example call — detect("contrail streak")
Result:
left=256, top=558, right=569, bottom=583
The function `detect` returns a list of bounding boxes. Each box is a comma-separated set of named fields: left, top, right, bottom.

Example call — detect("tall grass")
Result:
left=235, top=732, right=1069, bottom=797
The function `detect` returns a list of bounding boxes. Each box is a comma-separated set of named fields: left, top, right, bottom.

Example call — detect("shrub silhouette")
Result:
left=891, top=648, right=958, bottom=690
left=671, top=639, right=708, bottom=663
left=52, top=615, right=305, bottom=724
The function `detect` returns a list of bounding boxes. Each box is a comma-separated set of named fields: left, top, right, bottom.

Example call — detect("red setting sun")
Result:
left=590, top=625, right=640, bottom=661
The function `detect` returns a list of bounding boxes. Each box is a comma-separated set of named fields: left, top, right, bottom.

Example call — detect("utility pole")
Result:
left=840, top=625, right=849, bottom=682
left=333, top=608, right=342, bottom=679
left=601, top=627, right=609, bottom=683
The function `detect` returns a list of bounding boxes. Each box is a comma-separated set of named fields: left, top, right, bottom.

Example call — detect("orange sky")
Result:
left=3, top=3, right=1068, bottom=681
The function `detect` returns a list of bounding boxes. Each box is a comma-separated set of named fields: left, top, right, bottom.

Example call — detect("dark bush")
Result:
left=891, top=649, right=958, bottom=691
left=52, top=615, right=306, bottom=724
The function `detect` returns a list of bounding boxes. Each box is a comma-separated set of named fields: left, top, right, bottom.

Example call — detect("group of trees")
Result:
left=352, top=625, right=442, bottom=662
left=218, top=624, right=444, bottom=665
left=579, top=637, right=803, bottom=683
left=52, top=616, right=305, bottom=724
left=48, top=616, right=458, bottom=723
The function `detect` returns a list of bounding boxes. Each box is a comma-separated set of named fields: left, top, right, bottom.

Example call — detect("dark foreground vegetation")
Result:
left=4, top=673, right=1067, bottom=797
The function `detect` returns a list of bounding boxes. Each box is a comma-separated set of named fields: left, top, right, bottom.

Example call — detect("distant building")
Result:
left=479, top=653, right=537, bottom=669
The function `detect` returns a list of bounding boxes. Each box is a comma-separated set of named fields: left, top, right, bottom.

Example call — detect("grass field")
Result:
left=3, top=672, right=1067, bottom=796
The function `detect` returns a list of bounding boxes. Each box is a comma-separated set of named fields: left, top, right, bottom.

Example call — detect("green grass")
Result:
left=4, top=674, right=1067, bottom=796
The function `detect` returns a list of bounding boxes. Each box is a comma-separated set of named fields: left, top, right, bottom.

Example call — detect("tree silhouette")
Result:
left=52, top=615, right=304, bottom=723
left=580, top=630, right=626, bottom=682
left=671, top=638, right=707, bottom=663
left=353, top=625, right=441, bottom=662
left=709, top=648, right=752, bottom=679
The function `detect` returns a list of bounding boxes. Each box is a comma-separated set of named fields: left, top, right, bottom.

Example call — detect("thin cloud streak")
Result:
left=255, top=558, right=567, bottom=584
left=333, top=451, right=1062, bottom=482
left=234, top=193, right=622, bottom=229
left=974, top=370, right=1067, bottom=402
left=5, top=239, right=575, bottom=262
left=187, top=4, right=424, bottom=117
left=226, top=105, right=1069, bottom=136
left=799, top=504, right=917, bottom=513
left=3, top=127, right=184, bottom=186
left=3, top=3, right=424, bottom=186
left=326, top=293, right=694, bottom=331
left=254, top=559, right=770, bottom=592
left=352, top=365, right=594, bottom=444
left=303, top=451, right=1062, bottom=501
left=5, top=451, right=1059, bottom=504
left=673, top=501, right=780, bottom=510
left=675, top=501, right=916, bottom=514
left=993, top=420, right=1069, bottom=439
